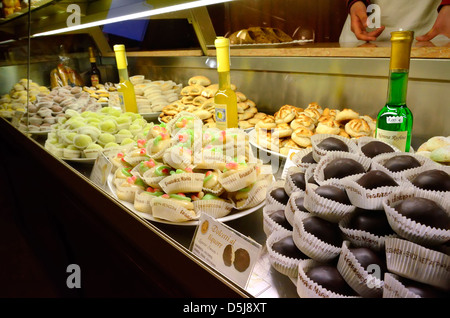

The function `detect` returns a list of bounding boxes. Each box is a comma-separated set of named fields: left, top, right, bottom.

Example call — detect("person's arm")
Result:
left=416, top=0, right=450, bottom=41
left=347, top=0, right=385, bottom=41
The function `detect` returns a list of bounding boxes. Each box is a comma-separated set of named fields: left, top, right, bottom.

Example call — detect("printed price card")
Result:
left=190, top=213, right=262, bottom=289
left=281, top=149, right=300, bottom=180
left=90, top=152, right=113, bottom=189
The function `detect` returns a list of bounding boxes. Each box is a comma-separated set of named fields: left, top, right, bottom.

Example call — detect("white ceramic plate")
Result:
left=28, top=130, right=51, bottom=135
left=248, top=129, right=287, bottom=159
left=107, top=174, right=265, bottom=226
left=62, top=157, right=96, bottom=164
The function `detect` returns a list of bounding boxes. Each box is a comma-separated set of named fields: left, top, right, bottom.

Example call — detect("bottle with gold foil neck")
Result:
left=88, top=47, right=101, bottom=87
left=375, top=31, right=414, bottom=152
left=214, top=37, right=238, bottom=130
left=113, top=44, right=138, bottom=113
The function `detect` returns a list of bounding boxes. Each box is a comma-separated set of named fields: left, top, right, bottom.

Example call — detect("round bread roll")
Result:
left=335, top=108, right=359, bottom=124
left=275, top=105, right=296, bottom=124
left=188, top=76, right=211, bottom=87
left=344, top=118, right=371, bottom=138
left=291, top=127, right=314, bottom=148
left=273, top=123, right=293, bottom=138
left=305, top=102, right=323, bottom=115
left=255, top=115, right=276, bottom=130
left=303, top=108, right=321, bottom=124
left=290, top=114, right=315, bottom=131
left=201, top=84, right=219, bottom=98
left=316, top=118, right=341, bottom=135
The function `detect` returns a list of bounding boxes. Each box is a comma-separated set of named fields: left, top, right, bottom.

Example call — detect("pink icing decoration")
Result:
left=137, top=139, right=146, bottom=147
left=162, top=194, right=170, bottom=199
left=226, top=162, right=239, bottom=170
left=145, top=160, right=156, bottom=168
left=140, top=148, right=146, bottom=155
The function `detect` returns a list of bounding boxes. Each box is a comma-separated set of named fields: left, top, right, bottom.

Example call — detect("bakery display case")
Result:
left=0, top=0, right=449, bottom=299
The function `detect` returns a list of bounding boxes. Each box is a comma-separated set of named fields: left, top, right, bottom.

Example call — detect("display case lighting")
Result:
left=32, top=0, right=233, bottom=38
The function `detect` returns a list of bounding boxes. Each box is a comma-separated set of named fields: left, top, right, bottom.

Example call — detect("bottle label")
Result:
left=117, top=92, right=126, bottom=112
left=91, top=74, right=99, bottom=86
left=376, top=128, right=408, bottom=151
left=387, top=116, right=403, bottom=124
left=215, top=104, right=227, bottom=124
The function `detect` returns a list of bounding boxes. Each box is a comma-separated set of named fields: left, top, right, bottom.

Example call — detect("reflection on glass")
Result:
left=292, top=26, right=315, bottom=42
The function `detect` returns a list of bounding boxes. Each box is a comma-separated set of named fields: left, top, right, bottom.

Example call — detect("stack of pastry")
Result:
left=129, top=75, right=182, bottom=113
left=82, top=82, right=117, bottom=105
left=416, top=136, right=450, bottom=166
left=254, top=103, right=377, bottom=156
left=228, top=27, right=293, bottom=45
left=0, top=79, right=50, bottom=118
left=159, top=75, right=263, bottom=129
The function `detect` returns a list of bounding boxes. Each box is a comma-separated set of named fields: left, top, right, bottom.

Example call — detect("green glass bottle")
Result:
left=375, top=31, right=414, bottom=152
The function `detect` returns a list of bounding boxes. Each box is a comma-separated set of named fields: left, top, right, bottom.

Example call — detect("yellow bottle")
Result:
left=214, top=37, right=238, bottom=130
left=113, top=44, right=138, bottom=113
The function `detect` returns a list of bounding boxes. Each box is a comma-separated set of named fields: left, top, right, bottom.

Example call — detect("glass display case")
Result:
left=0, top=0, right=449, bottom=298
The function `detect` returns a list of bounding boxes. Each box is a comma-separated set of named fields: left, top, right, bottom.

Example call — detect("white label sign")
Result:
left=190, top=213, right=262, bottom=289
left=90, top=152, right=113, bottom=189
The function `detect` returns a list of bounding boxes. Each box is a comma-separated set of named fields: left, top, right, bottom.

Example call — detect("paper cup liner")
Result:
left=304, top=164, right=318, bottom=185
left=115, top=183, right=142, bottom=203
left=383, top=187, right=450, bottom=246
left=341, top=170, right=404, bottom=210
left=356, top=136, right=401, bottom=160
left=371, top=152, right=437, bottom=180
left=123, top=153, right=150, bottom=167
left=266, top=230, right=308, bottom=278
left=162, top=147, right=193, bottom=170
left=151, top=197, right=199, bottom=222
left=159, top=172, right=204, bottom=194
left=284, top=166, right=307, bottom=196
left=141, top=171, right=167, bottom=188
left=231, top=176, right=271, bottom=210
left=133, top=191, right=155, bottom=214
left=292, top=212, right=342, bottom=262
left=303, top=181, right=355, bottom=223
left=337, top=241, right=384, bottom=298
left=338, top=212, right=397, bottom=252
left=201, top=171, right=226, bottom=196
left=265, top=179, right=289, bottom=207
left=292, top=148, right=317, bottom=171
left=385, top=237, right=450, bottom=291
left=166, top=111, right=203, bottom=137
left=297, top=259, right=361, bottom=298
left=263, top=203, right=293, bottom=237
left=401, top=164, right=450, bottom=197
left=218, top=164, right=258, bottom=192
left=382, top=273, right=421, bottom=298
left=193, top=199, right=234, bottom=219
left=147, top=138, right=173, bottom=160
left=313, top=151, right=372, bottom=186
left=284, top=191, right=309, bottom=227
left=311, top=134, right=359, bottom=163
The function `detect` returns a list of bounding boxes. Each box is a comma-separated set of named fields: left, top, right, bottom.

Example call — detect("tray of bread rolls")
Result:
left=158, top=75, right=269, bottom=131
left=249, top=103, right=378, bottom=158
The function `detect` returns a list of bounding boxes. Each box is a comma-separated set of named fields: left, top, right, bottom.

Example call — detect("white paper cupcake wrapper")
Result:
left=383, top=187, right=450, bottom=246
left=193, top=150, right=229, bottom=170
left=266, top=230, right=307, bottom=278
left=338, top=212, right=397, bottom=252
left=141, top=173, right=167, bottom=188
left=284, top=166, right=307, bottom=196
left=296, top=259, right=360, bottom=298
left=231, top=175, right=271, bottom=210
left=385, top=237, right=450, bottom=291
left=265, top=179, right=289, bottom=207
left=401, top=164, right=450, bottom=197
left=219, top=164, right=258, bottom=192
left=371, top=152, right=437, bottom=179
left=166, top=111, right=203, bottom=137
left=115, top=183, right=143, bottom=203
left=303, top=181, right=355, bottom=223
left=159, top=172, right=204, bottom=194
left=337, top=241, right=384, bottom=298
left=133, top=191, right=156, bottom=214
left=162, top=148, right=194, bottom=170
left=151, top=197, right=199, bottom=222
left=291, top=148, right=317, bottom=171
left=146, top=138, right=174, bottom=160
left=193, top=199, right=234, bottom=218
left=284, top=191, right=309, bottom=227
left=313, top=151, right=372, bottom=186
left=341, top=170, right=403, bottom=210
left=292, top=212, right=341, bottom=262
left=382, top=273, right=421, bottom=298
left=311, top=134, right=359, bottom=163
left=262, top=203, right=293, bottom=237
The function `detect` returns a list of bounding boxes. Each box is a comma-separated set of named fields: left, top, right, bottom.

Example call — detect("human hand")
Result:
left=350, top=1, right=385, bottom=41
left=416, top=5, right=450, bottom=41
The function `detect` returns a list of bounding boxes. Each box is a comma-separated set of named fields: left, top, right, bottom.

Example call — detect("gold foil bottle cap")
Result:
left=113, top=44, right=128, bottom=69
left=390, top=30, right=414, bottom=70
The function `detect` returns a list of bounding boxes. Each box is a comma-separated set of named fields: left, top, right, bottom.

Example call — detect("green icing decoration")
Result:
left=203, top=172, right=214, bottom=183
left=155, top=165, right=171, bottom=176
left=238, top=187, right=251, bottom=192
left=169, top=194, right=191, bottom=201
left=121, top=168, right=132, bottom=177
left=202, top=193, right=219, bottom=200
left=153, top=135, right=162, bottom=145
left=134, top=177, right=146, bottom=187
left=144, top=191, right=164, bottom=197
